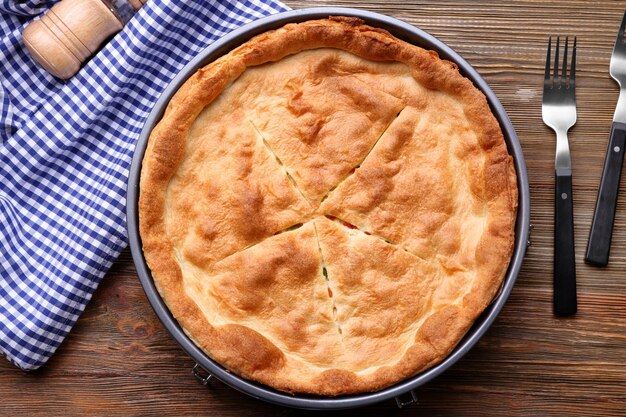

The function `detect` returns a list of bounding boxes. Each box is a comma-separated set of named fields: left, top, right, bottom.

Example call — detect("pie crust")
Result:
left=139, top=16, right=518, bottom=395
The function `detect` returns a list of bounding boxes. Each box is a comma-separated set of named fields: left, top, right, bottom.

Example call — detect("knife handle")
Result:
left=554, top=172, right=577, bottom=316
left=585, top=121, right=626, bottom=266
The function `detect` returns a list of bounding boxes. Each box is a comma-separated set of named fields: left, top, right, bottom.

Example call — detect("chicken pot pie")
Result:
left=139, top=16, right=518, bottom=396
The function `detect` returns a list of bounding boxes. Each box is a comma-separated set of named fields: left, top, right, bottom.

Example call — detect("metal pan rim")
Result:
left=126, top=6, right=531, bottom=410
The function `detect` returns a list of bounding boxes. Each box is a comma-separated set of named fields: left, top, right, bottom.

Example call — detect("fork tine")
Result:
left=570, top=37, right=577, bottom=88
left=544, top=36, right=552, bottom=88
left=553, top=36, right=560, bottom=88
left=618, top=10, right=626, bottom=43
left=562, top=36, right=568, bottom=88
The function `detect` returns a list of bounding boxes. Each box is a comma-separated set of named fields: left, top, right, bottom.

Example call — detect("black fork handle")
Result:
left=586, top=121, right=626, bottom=266
left=554, top=172, right=577, bottom=316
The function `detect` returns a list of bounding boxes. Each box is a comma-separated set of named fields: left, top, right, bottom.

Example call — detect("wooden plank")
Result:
left=2, top=1, right=626, bottom=415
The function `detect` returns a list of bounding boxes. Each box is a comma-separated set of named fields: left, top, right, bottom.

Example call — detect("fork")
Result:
left=586, top=11, right=626, bottom=267
left=542, top=36, right=577, bottom=316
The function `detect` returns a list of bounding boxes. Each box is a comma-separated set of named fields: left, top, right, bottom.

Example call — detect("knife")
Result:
left=586, top=11, right=626, bottom=267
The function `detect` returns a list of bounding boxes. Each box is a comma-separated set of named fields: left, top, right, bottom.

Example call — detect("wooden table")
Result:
left=2, top=1, right=626, bottom=415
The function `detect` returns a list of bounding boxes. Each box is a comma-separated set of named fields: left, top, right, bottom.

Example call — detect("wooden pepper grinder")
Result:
left=22, top=0, right=147, bottom=79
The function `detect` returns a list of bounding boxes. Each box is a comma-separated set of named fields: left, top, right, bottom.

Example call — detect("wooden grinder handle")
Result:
left=22, top=0, right=144, bottom=79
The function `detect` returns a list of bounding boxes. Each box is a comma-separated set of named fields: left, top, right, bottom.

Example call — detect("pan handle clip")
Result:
left=192, top=363, right=214, bottom=386
left=395, top=390, right=418, bottom=408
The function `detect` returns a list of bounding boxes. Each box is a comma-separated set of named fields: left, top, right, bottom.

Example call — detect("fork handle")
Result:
left=585, top=121, right=626, bottom=266
left=554, top=172, right=577, bottom=315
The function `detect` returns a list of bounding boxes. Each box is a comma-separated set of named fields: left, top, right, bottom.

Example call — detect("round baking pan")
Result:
left=127, top=7, right=531, bottom=410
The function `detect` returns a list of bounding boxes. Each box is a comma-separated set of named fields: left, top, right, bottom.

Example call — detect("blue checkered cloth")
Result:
left=0, top=0, right=288, bottom=371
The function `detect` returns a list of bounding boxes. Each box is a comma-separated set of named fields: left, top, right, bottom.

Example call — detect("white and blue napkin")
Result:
left=0, top=0, right=288, bottom=371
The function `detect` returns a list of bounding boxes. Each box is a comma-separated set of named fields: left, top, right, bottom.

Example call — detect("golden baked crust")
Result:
left=139, top=16, right=518, bottom=395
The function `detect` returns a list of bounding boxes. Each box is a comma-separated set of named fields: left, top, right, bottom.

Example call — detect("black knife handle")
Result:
left=554, top=172, right=577, bottom=316
left=585, top=121, right=626, bottom=266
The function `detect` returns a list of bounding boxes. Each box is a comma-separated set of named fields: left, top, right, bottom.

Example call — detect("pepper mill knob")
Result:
left=22, top=0, right=144, bottom=79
